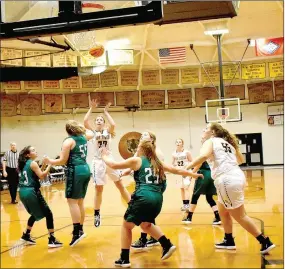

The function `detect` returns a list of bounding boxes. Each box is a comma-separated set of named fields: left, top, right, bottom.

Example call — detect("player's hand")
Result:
left=104, top=102, right=112, bottom=114
left=3, top=171, right=7, bottom=177
left=190, top=172, right=204, bottom=179
left=90, top=99, right=98, bottom=109
left=43, top=155, right=51, bottom=165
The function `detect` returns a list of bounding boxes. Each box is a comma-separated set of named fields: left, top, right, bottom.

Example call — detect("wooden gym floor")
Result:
left=1, top=167, right=283, bottom=268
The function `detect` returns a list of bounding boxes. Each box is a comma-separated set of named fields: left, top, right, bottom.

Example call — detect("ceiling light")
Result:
left=204, top=29, right=229, bottom=36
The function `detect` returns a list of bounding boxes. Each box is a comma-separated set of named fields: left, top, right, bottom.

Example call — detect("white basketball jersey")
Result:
left=172, top=149, right=189, bottom=167
left=207, top=137, right=239, bottom=179
left=93, top=129, right=112, bottom=159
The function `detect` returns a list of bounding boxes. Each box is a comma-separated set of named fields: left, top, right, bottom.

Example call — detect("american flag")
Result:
left=159, top=47, right=186, bottom=64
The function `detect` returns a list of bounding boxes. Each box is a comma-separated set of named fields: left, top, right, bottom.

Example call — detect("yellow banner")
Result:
left=269, top=61, right=283, bottom=78
left=201, top=66, right=220, bottom=83
left=241, top=63, right=266, bottom=79
left=181, top=68, right=199, bottom=84
left=223, top=64, right=240, bottom=80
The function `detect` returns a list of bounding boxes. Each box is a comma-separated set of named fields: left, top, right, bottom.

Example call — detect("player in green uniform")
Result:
left=18, top=146, right=62, bottom=248
left=102, top=140, right=203, bottom=268
left=183, top=136, right=221, bottom=224
left=43, top=120, right=94, bottom=247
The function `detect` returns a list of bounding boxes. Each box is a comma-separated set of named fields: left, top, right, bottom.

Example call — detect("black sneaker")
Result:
left=260, top=237, right=276, bottom=254
left=48, top=236, right=63, bottom=248
left=161, top=240, right=176, bottom=260
left=69, top=231, right=86, bottom=247
left=94, top=214, right=101, bottom=228
left=212, top=217, right=221, bottom=225
left=215, top=238, right=236, bottom=250
left=182, top=217, right=192, bottom=224
left=146, top=237, right=160, bottom=247
left=131, top=238, right=147, bottom=250
left=114, top=258, right=131, bottom=268
left=20, top=233, right=36, bottom=245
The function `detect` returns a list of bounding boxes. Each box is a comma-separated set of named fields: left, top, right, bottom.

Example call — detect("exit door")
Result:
left=235, top=133, right=263, bottom=166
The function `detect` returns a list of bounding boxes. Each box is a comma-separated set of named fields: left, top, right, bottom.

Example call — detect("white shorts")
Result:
left=214, top=169, right=246, bottom=209
left=91, top=158, right=121, bottom=186
left=176, top=176, right=191, bottom=189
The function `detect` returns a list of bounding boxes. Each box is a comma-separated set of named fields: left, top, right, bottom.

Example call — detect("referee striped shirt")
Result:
left=3, top=150, right=19, bottom=169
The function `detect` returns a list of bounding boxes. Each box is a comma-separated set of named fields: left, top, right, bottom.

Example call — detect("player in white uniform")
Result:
left=84, top=99, right=131, bottom=228
left=172, top=138, right=192, bottom=212
left=186, top=123, right=275, bottom=254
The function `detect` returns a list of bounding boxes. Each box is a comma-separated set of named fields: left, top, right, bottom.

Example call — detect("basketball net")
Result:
left=218, top=114, right=228, bottom=125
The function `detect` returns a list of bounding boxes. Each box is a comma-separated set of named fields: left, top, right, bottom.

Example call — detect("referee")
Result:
left=2, top=142, right=19, bottom=204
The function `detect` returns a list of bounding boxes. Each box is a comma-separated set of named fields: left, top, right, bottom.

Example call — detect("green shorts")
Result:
left=124, top=189, right=163, bottom=226
left=65, top=164, right=91, bottom=199
left=19, top=188, right=50, bottom=221
left=193, top=169, right=217, bottom=196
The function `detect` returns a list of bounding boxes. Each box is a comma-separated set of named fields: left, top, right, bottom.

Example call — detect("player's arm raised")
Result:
left=186, top=139, right=213, bottom=170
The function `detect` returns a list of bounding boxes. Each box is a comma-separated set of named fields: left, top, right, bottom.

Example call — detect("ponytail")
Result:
left=18, top=146, right=32, bottom=172
left=210, top=123, right=239, bottom=150
left=139, top=140, right=165, bottom=183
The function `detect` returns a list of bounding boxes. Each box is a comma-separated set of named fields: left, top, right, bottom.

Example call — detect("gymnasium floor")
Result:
left=1, top=167, right=283, bottom=268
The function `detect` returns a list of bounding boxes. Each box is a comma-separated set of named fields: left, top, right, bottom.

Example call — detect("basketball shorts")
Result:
left=124, top=189, right=163, bottom=226
left=214, top=168, right=246, bottom=209
left=176, top=176, right=191, bottom=189
left=65, top=164, right=91, bottom=199
left=19, top=188, right=51, bottom=221
left=91, top=157, right=120, bottom=185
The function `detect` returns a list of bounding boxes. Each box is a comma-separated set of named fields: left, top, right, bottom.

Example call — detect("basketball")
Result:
left=89, top=45, right=105, bottom=58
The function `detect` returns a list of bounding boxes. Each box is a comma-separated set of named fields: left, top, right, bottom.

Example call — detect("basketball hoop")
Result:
left=218, top=114, right=228, bottom=125
left=217, top=107, right=229, bottom=125
left=65, top=2, right=105, bottom=51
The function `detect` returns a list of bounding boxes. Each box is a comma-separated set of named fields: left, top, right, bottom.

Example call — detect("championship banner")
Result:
left=142, top=70, right=160, bottom=85
left=1, top=48, right=23, bottom=66
left=248, top=82, right=274, bottom=104
left=25, top=51, right=51, bottom=67
left=43, top=80, right=60, bottom=89
left=44, top=94, right=63, bottom=113
left=269, top=61, right=283, bottom=78
left=24, top=81, right=42, bottom=90
left=161, top=69, right=179, bottom=84
left=19, top=94, right=42, bottom=116
left=181, top=68, right=199, bottom=84
left=2, top=81, right=21, bottom=90
left=100, top=71, right=118, bottom=87
left=274, top=80, right=284, bottom=102
left=116, top=91, right=139, bottom=106
left=90, top=92, right=115, bottom=107
left=81, top=75, right=100, bottom=88
left=120, top=71, right=139, bottom=86
left=255, top=37, right=284, bottom=57
left=195, top=87, right=219, bottom=107
left=65, top=93, right=89, bottom=109
left=62, top=77, right=80, bottom=89
left=1, top=94, right=17, bottom=117
left=167, top=89, right=192, bottom=108
left=141, top=90, right=165, bottom=110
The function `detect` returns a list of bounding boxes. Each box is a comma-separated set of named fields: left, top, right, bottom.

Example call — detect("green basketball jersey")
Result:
left=66, top=135, right=88, bottom=166
left=134, top=157, right=165, bottom=193
left=200, top=161, right=210, bottom=170
left=19, top=160, right=40, bottom=189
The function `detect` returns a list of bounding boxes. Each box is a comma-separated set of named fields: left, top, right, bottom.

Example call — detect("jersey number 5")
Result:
left=79, top=144, right=87, bottom=157
left=145, top=168, right=159, bottom=184
left=221, top=142, right=232, bottom=153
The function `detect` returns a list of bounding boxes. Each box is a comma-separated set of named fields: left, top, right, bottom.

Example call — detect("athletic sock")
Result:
left=94, top=209, right=100, bottom=216
left=256, top=233, right=267, bottom=244
left=187, top=211, right=193, bottom=220
left=140, top=232, right=147, bottom=243
left=121, top=249, right=130, bottom=261
left=158, top=235, right=170, bottom=249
